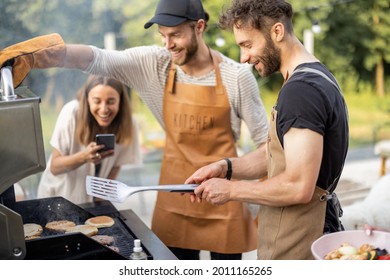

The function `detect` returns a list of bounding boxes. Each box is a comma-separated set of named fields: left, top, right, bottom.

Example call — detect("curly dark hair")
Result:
left=219, top=0, right=293, bottom=34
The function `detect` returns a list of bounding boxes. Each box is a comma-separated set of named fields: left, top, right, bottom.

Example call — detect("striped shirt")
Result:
left=85, top=45, right=268, bottom=147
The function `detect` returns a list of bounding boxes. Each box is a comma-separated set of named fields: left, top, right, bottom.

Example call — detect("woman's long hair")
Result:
left=75, top=75, right=133, bottom=146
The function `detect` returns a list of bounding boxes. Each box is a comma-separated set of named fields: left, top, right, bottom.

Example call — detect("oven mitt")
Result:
left=0, top=33, right=66, bottom=88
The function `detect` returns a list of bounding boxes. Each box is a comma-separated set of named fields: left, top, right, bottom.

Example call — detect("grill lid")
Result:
left=0, top=67, right=45, bottom=195
left=0, top=66, right=45, bottom=260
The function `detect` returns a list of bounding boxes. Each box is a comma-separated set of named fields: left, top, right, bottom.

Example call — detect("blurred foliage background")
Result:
left=1, top=0, right=390, bottom=149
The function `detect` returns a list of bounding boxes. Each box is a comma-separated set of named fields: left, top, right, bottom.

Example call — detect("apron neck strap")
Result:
left=166, top=48, right=225, bottom=95
left=166, top=62, right=177, bottom=95
left=210, top=49, right=224, bottom=95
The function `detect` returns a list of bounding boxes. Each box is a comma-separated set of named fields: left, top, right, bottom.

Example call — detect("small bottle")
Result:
left=129, top=239, right=148, bottom=260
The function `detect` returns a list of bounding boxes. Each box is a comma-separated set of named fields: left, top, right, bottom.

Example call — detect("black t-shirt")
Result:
left=275, top=62, right=349, bottom=232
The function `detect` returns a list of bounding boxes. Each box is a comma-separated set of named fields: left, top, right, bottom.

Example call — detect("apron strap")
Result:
left=166, top=62, right=176, bottom=95
left=322, top=192, right=344, bottom=231
left=292, top=67, right=341, bottom=91
left=210, top=50, right=225, bottom=95
left=166, top=48, right=226, bottom=95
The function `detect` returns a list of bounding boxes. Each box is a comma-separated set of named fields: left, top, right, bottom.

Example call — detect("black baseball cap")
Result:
left=144, top=0, right=205, bottom=29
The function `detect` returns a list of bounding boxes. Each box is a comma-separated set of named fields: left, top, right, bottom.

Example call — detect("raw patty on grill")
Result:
left=107, top=245, right=120, bottom=253
left=91, top=234, right=115, bottom=245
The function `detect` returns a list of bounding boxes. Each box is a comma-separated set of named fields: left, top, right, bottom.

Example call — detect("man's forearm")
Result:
left=230, top=143, right=267, bottom=180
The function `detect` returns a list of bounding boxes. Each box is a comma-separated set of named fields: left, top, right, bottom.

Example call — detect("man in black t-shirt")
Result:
left=277, top=63, right=349, bottom=233
left=186, top=0, right=349, bottom=259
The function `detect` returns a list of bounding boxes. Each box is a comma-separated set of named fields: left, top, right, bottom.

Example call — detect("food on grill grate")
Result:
left=91, top=235, right=114, bottom=245
left=45, top=220, right=76, bottom=232
left=107, top=245, right=120, bottom=253
left=25, top=235, right=41, bottom=240
left=85, top=215, right=115, bottom=228
left=65, top=225, right=99, bottom=237
left=24, top=223, right=43, bottom=239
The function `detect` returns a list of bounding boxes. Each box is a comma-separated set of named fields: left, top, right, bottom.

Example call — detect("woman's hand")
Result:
left=50, top=142, right=114, bottom=175
left=85, top=142, right=114, bottom=164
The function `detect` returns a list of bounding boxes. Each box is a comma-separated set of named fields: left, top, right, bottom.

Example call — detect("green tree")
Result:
left=2, top=0, right=389, bottom=98
left=0, top=0, right=136, bottom=104
left=0, top=0, right=33, bottom=45
left=291, top=0, right=390, bottom=96
left=364, top=0, right=390, bottom=97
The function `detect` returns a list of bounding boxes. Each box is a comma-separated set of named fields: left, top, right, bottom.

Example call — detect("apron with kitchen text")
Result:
left=258, top=107, right=329, bottom=259
left=151, top=51, right=257, bottom=253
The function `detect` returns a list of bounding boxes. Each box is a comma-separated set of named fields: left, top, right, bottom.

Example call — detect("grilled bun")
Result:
left=85, top=215, right=115, bottom=228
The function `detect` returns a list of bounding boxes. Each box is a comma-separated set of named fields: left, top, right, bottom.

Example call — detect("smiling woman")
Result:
left=36, top=75, right=142, bottom=205
left=87, top=84, right=121, bottom=128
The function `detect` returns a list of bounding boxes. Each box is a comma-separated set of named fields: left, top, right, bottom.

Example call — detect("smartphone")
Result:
left=96, top=134, right=115, bottom=151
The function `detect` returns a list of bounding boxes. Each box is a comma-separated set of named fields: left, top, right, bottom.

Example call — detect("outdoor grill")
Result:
left=0, top=66, right=176, bottom=260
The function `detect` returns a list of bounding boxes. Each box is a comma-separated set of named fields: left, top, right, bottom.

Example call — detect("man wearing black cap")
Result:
left=144, top=0, right=206, bottom=28
left=0, top=0, right=268, bottom=260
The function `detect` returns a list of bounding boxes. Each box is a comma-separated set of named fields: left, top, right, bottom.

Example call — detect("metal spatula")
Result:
left=86, top=176, right=198, bottom=203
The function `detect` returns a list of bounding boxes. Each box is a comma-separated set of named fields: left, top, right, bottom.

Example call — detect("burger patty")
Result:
left=91, top=234, right=115, bottom=245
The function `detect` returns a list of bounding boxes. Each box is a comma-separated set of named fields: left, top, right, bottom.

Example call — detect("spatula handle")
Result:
left=169, top=189, right=195, bottom=193
left=156, top=184, right=198, bottom=192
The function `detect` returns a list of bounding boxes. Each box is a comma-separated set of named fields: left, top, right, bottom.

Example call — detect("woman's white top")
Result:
left=37, top=100, right=141, bottom=204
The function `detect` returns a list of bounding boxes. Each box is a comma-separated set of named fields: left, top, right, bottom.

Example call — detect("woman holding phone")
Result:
left=37, top=75, right=141, bottom=204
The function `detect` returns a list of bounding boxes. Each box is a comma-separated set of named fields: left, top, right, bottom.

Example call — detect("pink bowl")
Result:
left=311, top=230, right=390, bottom=260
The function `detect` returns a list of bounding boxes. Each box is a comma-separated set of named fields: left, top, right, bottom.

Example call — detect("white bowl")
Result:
left=311, top=230, right=390, bottom=260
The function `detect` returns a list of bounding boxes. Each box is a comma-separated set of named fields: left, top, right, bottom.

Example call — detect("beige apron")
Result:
left=151, top=51, right=257, bottom=253
left=258, top=107, right=329, bottom=259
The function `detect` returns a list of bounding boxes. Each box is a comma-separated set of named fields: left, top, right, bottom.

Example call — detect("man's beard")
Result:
left=258, top=37, right=281, bottom=77
left=173, top=31, right=198, bottom=66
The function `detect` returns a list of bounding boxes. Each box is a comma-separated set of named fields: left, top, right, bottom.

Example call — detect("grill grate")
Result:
left=11, top=197, right=152, bottom=259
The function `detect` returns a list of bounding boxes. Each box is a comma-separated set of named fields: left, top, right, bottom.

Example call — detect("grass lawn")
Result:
left=344, top=93, right=390, bottom=146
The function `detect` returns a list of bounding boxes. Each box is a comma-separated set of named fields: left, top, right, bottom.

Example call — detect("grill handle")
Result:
left=0, top=66, right=17, bottom=101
